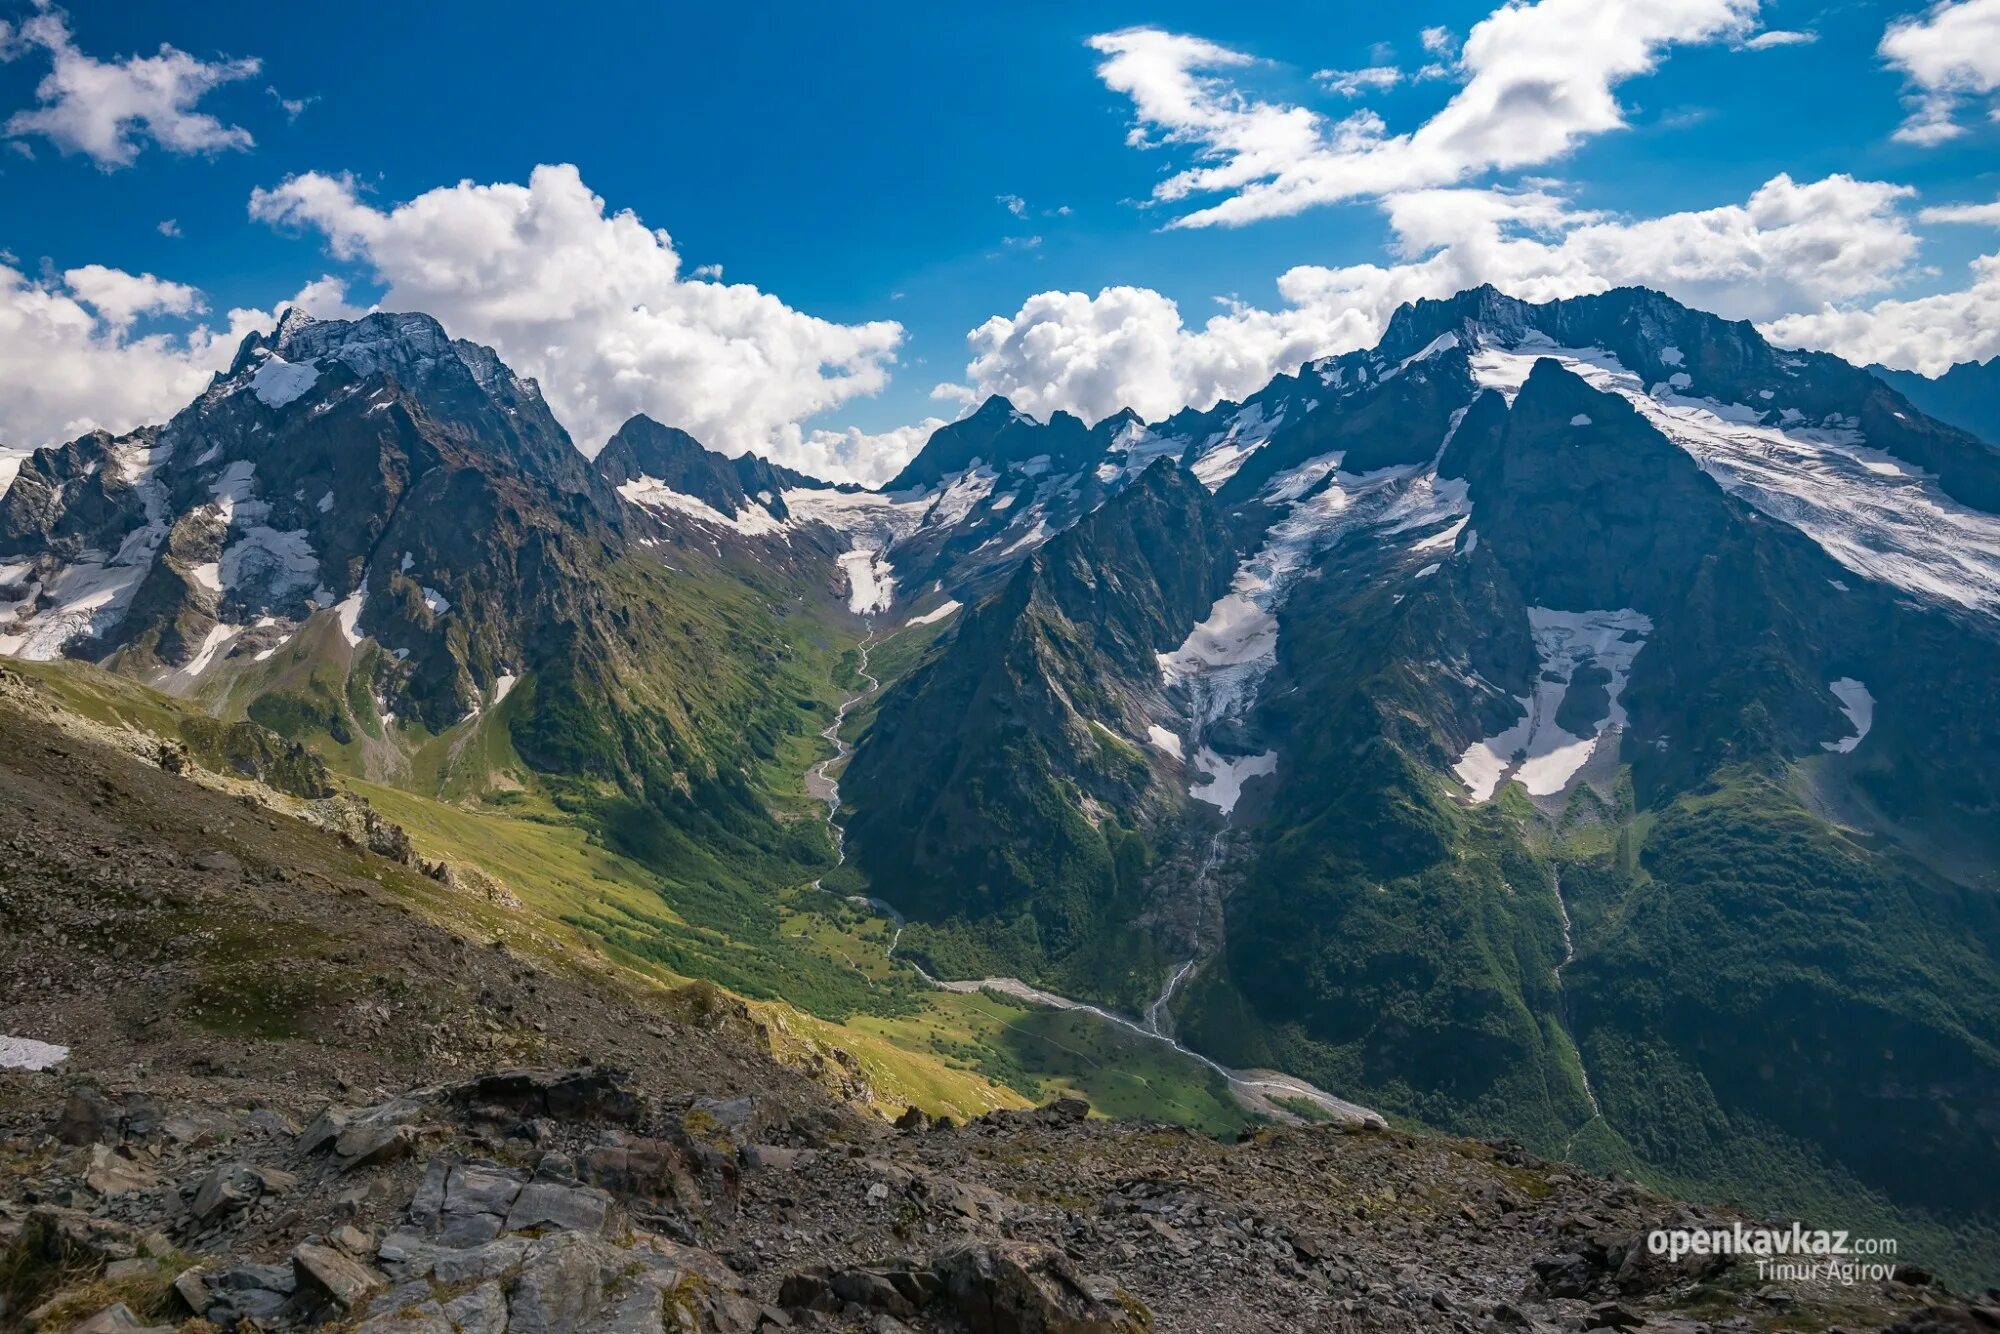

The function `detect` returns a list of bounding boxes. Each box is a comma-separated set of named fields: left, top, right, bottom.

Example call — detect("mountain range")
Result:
left=4, top=283, right=1999, bottom=1287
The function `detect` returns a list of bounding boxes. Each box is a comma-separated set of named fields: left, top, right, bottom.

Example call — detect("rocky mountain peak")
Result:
left=884, top=394, right=1098, bottom=493
left=594, top=413, right=791, bottom=522
left=970, top=392, right=1021, bottom=420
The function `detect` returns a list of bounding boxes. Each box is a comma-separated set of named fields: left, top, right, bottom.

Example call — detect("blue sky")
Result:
left=1, top=0, right=1997, bottom=482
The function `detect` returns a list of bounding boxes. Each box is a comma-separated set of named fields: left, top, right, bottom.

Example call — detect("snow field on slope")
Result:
left=1453, top=607, right=1652, bottom=803
left=1469, top=333, right=2000, bottom=617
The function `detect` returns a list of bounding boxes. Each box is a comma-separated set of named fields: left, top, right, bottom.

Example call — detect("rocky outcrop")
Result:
left=781, top=1241, right=1149, bottom=1332
left=2, top=1056, right=1978, bottom=1334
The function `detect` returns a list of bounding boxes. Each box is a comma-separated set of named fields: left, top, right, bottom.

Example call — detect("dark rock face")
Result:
left=1873, top=356, right=2000, bottom=447
left=883, top=395, right=1100, bottom=493
left=451, top=1067, right=648, bottom=1125
left=934, top=1241, right=1146, bottom=1333
left=779, top=1242, right=1146, bottom=1332
left=0, top=428, right=157, bottom=562
left=594, top=412, right=828, bottom=525
left=843, top=460, right=1235, bottom=967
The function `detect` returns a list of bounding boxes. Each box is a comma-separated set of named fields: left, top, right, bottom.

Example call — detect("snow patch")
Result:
left=1454, top=607, right=1653, bottom=802
left=1189, top=748, right=1276, bottom=814
left=1264, top=451, right=1344, bottom=504
left=618, top=476, right=788, bottom=537
left=1145, top=724, right=1184, bottom=760
left=924, top=466, right=1000, bottom=529
left=493, top=672, right=519, bottom=706
left=904, top=599, right=961, bottom=627
left=1191, top=402, right=1285, bottom=490
left=177, top=621, right=240, bottom=678
left=838, top=544, right=896, bottom=615
left=334, top=584, right=367, bottom=647
left=1101, top=419, right=1187, bottom=482
left=1822, top=677, right=1874, bottom=753
left=220, top=527, right=318, bottom=605
left=1384, top=331, right=1459, bottom=380
left=1569, top=413, right=1593, bottom=426
left=0, top=1036, right=67, bottom=1071
left=1410, top=517, right=1467, bottom=553
left=249, top=354, right=319, bottom=408
left=421, top=586, right=451, bottom=615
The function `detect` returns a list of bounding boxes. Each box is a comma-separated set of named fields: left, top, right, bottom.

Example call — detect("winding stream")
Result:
left=1143, top=828, right=1229, bottom=1038
left=807, top=629, right=877, bottom=881
left=808, top=628, right=1382, bottom=1127
left=1552, top=869, right=1603, bottom=1153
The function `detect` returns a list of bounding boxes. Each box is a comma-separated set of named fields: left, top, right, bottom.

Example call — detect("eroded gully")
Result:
left=1552, top=869, right=1603, bottom=1155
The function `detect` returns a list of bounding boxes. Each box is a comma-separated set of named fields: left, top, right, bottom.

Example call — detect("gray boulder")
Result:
left=67, top=1304, right=173, bottom=1334
left=189, top=1162, right=264, bottom=1222
left=293, top=1241, right=389, bottom=1310
left=504, top=1180, right=611, bottom=1235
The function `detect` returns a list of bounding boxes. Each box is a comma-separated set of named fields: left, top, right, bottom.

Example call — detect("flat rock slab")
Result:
left=68, top=1304, right=173, bottom=1334
left=294, top=1242, right=389, bottom=1309
left=503, top=1180, right=611, bottom=1235
left=444, top=1162, right=525, bottom=1216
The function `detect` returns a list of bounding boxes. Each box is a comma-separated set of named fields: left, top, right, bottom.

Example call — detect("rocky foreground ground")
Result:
left=0, top=677, right=1993, bottom=1333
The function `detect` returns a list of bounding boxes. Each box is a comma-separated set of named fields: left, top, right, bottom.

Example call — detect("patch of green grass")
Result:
left=1271, top=1094, right=1342, bottom=1123
left=993, top=1008, right=1255, bottom=1137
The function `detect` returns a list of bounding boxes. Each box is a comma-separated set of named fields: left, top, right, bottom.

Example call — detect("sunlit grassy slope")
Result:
left=10, top=610, right=1251, bottom=1137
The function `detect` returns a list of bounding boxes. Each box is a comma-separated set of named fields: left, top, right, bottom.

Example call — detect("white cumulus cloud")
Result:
left=1088, top=2, right=1758, bottom=228
left=0, top=261, right=272, bottom=448
left=59, top=263, right=204, bottom=332
left=1741, top=28, right=1816, bottom=49
left=1879, top=0, right=2000, bottom=146
left=1764, top=253, right=2000, bottom=374
left=1, top=7, right=260, bottom=168
left=1919, top=196, right=2000, bottom=225
left=1317, top=66, right=1401, bottom=97
left=1765, top=189, right=2000, bottom=373
left=797, top=418, right=948, bottom=484
left=248, top=163, right=907, bottom=480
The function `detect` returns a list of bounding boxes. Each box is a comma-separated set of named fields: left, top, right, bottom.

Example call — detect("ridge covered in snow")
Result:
left=1463, top=326, right=2000, bottom=620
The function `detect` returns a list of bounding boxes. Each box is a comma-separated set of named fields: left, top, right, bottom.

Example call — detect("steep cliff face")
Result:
left=842, top=462, right=1235, bottom=995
